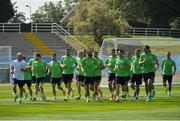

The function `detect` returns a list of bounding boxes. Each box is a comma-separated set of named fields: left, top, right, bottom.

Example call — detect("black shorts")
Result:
left=84, top=76, right=94, bottom=85
left=76, top=75, right=84, bottom=82
left=51, top=78, right=61, bottom=85
left=143, top=72, right=155, bottom=82
left=24, top=80, right=32, bottom=87
left=12, top=78, right=25, bottom=88
left=126, top=76, right=131, bottom=82
left=36, top=77, right=45, bottom=85
left=131, top=74, right=142, bottom=85
left=163, top=75, right=173, bottom=84
left=62, top=74, right=73, bottom=84
left=95, top=76, right=102, bottom=85
left=108, top=73, right=116, bottom=81
left=116, top=76, right=128, bottom=85
left=32, top=76, right=36, bottom=83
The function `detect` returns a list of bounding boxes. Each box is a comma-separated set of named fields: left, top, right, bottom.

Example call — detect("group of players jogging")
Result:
left=10, top=45, right=176, bottom=103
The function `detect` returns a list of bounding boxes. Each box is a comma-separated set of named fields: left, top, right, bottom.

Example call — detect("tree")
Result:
left=68, top=0, right=129, bottom=44
left=106, top=0, right=180, bottom=28
left=32, top=1, right=65, bottom=24
left=9, top=2, right=26, bottom=23
left=0, top=0, right=14, bottom=22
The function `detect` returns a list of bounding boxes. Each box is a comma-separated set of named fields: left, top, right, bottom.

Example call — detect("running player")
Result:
left=130, top=49, right=142, bottom=100
left=22, top=56, right=33, bottom=101
left=75, top=51, right=84, bottom=100
left=82, top=50, right=98, bottom=102
left=161, top=52, right=176, bottom=96
left=10, top=53, right=27, bottom=103
left=139, top=45, right=159, bottom=102
left=105, top=48, right=117, bottom=100
left=60, top=48, right=77, bottom=101
left=32, top=53, right=47, bottom=102
left=123, top=50, right=131, bottom=98
left=93, top=51, right=105, bottom=100
left=114, top=50, right=130, bottom=102
left=48, top=54, right=65, bottom=100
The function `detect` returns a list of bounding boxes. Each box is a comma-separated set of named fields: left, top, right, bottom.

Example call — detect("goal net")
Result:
left=0, top=46, right=12, bottom=83
left=99, top=38, right=180, bottom=87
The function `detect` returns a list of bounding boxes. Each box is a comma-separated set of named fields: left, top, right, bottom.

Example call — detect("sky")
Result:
left=11, top=0, right=63, bottom=23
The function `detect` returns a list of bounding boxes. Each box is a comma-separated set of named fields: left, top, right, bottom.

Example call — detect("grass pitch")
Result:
left=0, top=83, right=180, bottom=120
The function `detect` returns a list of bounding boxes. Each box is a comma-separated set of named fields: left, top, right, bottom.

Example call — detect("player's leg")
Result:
left=108, top=73, right=115, bottom=100
left=126, top=76, right=130, bottom=97
left=134, top=74, right=142, bottom=100
left=26, top=80, right=33, bottom=101
left=84, top=77, right=90, bottom=102
left=115, top=76, right=120, bottom=102
left=12, top=79, right=18, bottom=102
left=39, top=78, right=46, bottom=101
left=33, top=78, right=39, bottom=101
left=23, top=81, right=28, bottom=100
left=149, top=72, right=155, bottom=97
left=167, top=75, right=173, bottom=96
left=76, top=75, right=83, bottom=99
left=18, top=80, right=25, bottom=103
left=163, top=75, right=167, bottom=93
left=131, top=75, right=136, bottom=97
left=51, top=78, right=56, bottom=100
left=57, top=78, right=65, bottom=96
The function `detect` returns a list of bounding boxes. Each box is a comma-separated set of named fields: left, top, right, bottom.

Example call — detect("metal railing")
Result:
left=51, top=23, right=88, bottom=51
left=0, top=23, right=20, bottom=33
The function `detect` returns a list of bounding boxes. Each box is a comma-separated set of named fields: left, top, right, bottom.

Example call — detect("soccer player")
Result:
left=93, top=51, right=105, bottom=100
left=130, top=49, right=142, bottom=100
left=82, top=50, right=97, bottom=102
left=60, top=48, right=77, bottom=101
left=123, top=50, right=131, bottom=98
left=161, top=52, right=176, bottom=96
left=32, top=53, right=47, bottom=101
left=22, top=56, right=33, bottom=101
left=114, top=50, right=130, bottom=102
left=139, top=45, right=159, bottom=102
left=10, top=53, right=27, bottom=103
left=105, top=48, right=117, bottom=100
left=75, top=51, right=84, bottom=100
left=48, top=54, right=65, bottom=100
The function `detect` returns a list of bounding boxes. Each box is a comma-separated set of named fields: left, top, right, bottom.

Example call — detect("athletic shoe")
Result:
left=13, top=95, right=18, bottom=102
left=168, top=91, right=171, bottom=96
left=24, top=92, right=28, bottom=100
left=115, top=95, right=119, bottom=102
left=109, top=94, right=114, bottom=101
left=32, top=97, right=36, bottom=101
left=76, top=95, right=81, bottom=100
left=64, top=96, right=68, bottom=101
left=146, top=95, right=151, bottom=102
left=86, top=98, right=90, bottom=102
left=19, top=99, right=22, bottom=104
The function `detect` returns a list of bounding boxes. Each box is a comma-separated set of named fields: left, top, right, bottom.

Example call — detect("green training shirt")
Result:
left=94, top=57, right=104, bottom=76
left=131, top=56, right=142, bottom=74
left=76, top=57, right=83, bottom=76
left=105, top=55, right=117, bottom=73
left=33, top=59, right=47, bottom=78
left=28, top=58, right=35, bottom=76
left=61, top=55, right=77, bottom=74
left=49, top=60, right=62, bottom=78
left=82, top=57, right=97, bottom=77
left=139, top=52, right=157, bottom=73
left=162, top=58, right=176, bottom=75
left=115, top=57, right=129, bottom=77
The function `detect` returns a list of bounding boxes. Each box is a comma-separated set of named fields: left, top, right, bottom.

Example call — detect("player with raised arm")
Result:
left=82, top=50, right=97, bottom=102
left=32, top=53, right=47, bottom=102
left=161, top=52, right=176, bottom=96
left=105, top=48, right=117, bottom=100
left=139, top=45, right=159, bottom=102
left=48, top=53, right=65, bottom=100
left=130, top=49, right=142, bottom=100
left=114, top=50, right=130, bottom=102
left=60, top=48, right=77, bottom=101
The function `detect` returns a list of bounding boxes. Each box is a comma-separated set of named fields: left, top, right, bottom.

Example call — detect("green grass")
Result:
left=0, top=84, right=180, bottom=120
